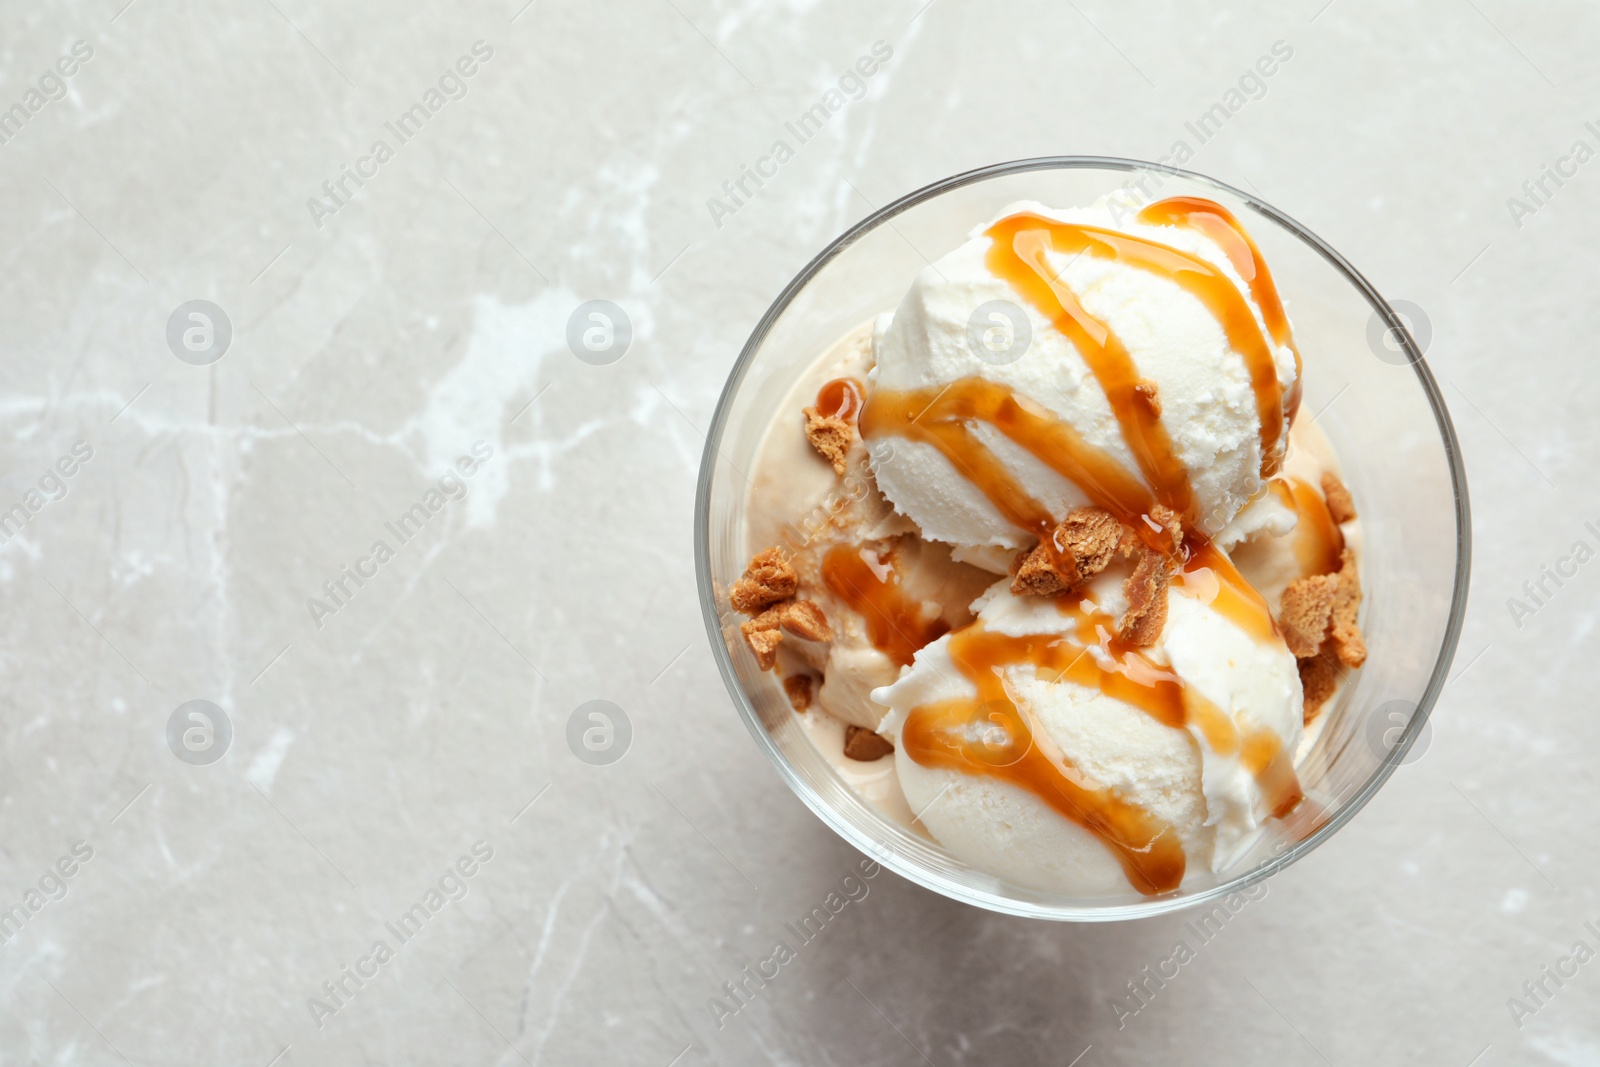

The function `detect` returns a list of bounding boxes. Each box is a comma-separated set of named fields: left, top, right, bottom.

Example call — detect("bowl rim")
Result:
left=692, top=155, right=1472, bottom=921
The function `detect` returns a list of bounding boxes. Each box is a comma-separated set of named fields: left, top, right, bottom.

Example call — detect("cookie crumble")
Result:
left=843, top=724, right=894, bottom=762
left=803, top=407, right=852, bottom=475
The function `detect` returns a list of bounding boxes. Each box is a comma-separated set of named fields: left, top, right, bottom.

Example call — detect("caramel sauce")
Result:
left=1241, top=728, right=1305, bottom=819
left=1182, top=687, right=1301, bottom=817
left=985, top=219, right=1199, bottom=515
left=1137, top=197, right=1304, bottom=424
left=821, top=544, right=948, bottom=667
left=984, top=211, right=1288, bottom=481
left=1182, top=685, right=1241, bottom=757
left=1180, top=541, right=1282, bottom=646
left=1046, top=598, right=1188, bottom=728
left=857, top=377, right=1155, bottom=558
left=816, top=377, right=864, bottom=422
left=1172, top=549, right=1302, bottom=816
left=900, top=624, right=1188, bottom=895
left=1275, top=477, right=1344, bottom=578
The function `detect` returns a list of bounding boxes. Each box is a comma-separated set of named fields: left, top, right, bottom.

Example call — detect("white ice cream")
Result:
left=873, top=571, right=1304, bottom=896
left=739, top=196, right=1354, bottom=901
left=868, top=197, right=1298, bottom=550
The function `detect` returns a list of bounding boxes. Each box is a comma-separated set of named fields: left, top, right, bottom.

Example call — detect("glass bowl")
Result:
left=693, top=157, right=1471, bottom=920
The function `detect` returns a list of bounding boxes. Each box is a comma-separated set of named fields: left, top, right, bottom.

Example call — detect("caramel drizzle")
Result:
left=1180, top=683, right=1299, bottom=821
left=985, top=210, right=1288, bottom=482
left=821, top=544, right=948, bottom=668
left=1272, top=476, right=1344, bottom=578
left=1136, top=197, right=1303, bottom=424
left=816, top=377, right=864, bottom=422
left=857, top=377, right=1153, bottom=550
left=901, top=622, right=1188, bottom=895
left=985, top=217, right=1200, bottom=516
left=1180, top=540, right=1282, bottom=646
left=902, top=595, right=1303, bottom=896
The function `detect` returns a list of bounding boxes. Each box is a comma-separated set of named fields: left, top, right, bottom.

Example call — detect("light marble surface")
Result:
left=0, top=0, right=1593, bottom=1063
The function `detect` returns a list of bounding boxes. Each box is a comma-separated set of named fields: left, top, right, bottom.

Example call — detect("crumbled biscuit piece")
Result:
left=1279, top=549, right=1366, bottom=665
left=1134, top=379, right=1162, bottom=417
left=737, top=599, right=832, bottom=670
left=802, top=407, right=852, bottom=475
left=1115, top=526, right=1145, bottom=559
left=1009, top=507, right=1126, bottom=597
left=1287, top=547, right=1367, bottom=717
left=1148, top=503, right=1184, bottom=551
left=1327, top=548, right=1366, bottom=668
left=1321, top=471, right=1357, bottom=524
left=1009, top=546, right=1073, bottom=598
left=1056, top=507, right=1126, bottom=570
left=739, top=606, right=786, bottom=670
left=1279, top=573, right=1338, bottom=658
left=741, top=621, right=783, bottom=670
left=783, top=673, right=814, bottom=712
left=729, top=548, right=798, bottom=614
left=1298, top=651, right=1340, bottom=722
left=1117, top=550, right=1170, bottom=647
left=780, top=600, right=832, bottom=642
left=843, top=724, right=895, bottom=762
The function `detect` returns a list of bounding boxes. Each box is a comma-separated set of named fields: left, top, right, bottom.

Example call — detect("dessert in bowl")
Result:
left=695, top=158, right=1469, bottom=919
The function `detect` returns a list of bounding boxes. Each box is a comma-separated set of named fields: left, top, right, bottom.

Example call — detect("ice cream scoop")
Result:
left=874, top=555, right=1304, bottom=897
left=861, top=196, right=1301, bottom=551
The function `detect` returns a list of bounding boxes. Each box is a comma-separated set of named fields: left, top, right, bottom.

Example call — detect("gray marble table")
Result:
left=0, top=0, right=1592, bottom=1063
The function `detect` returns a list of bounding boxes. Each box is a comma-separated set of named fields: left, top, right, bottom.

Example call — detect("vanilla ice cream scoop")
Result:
left=873, top=553, right=1304, bottom=898
left=861, top=196, right=1301, bottom=552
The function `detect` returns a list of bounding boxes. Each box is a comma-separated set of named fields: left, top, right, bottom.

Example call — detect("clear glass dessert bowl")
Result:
left=693, top=157, right=1471, bottom=920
